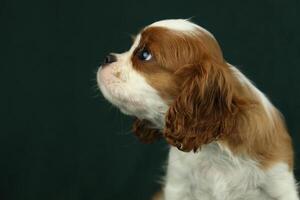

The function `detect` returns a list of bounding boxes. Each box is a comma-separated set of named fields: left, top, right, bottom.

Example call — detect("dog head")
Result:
left=97, top=19, right=245, bottom=151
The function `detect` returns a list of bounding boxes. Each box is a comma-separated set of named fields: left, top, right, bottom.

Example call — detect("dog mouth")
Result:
left=97, top=67, right=143, bottom=114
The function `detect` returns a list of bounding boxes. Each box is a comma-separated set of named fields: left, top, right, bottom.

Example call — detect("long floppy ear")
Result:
left=164, top=60, right=245, bottom=152
left=132, top=118, right=162, bottom=144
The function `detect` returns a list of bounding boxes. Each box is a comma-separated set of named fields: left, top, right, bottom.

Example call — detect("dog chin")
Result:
left=97, top=76, right=147, bottom=118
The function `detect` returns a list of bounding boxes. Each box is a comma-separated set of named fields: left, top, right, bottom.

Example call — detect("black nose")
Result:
left=103, top=54, right=117, bottom=65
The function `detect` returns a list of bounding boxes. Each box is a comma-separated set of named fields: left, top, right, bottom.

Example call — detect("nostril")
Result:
left=105, top=56, right=110, bottom=63
left=103, top=54, right=117, bottom=65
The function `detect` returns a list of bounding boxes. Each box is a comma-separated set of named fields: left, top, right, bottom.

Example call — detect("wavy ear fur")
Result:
left=132, top=118, right=162, bottom=144
left=164, top=60, right=246, bottom=152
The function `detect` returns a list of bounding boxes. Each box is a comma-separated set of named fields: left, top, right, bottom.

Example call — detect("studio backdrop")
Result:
left=0, top=0, right=299, bottom=200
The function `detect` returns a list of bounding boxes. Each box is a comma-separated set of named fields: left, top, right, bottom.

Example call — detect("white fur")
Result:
left=263, top=163, right=299, bottom=200
left=97, top=19, right=299, bottom=200
left=149, top=19, right=198, bottom=32
left=165, top=144, right=298, bottom=200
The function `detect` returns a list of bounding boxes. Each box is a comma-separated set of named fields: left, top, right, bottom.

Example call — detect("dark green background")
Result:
left=0, top=0, right=299, bottom=199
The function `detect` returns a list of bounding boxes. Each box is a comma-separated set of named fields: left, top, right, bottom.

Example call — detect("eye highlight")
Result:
left=137, top=48, right=152, bottom=61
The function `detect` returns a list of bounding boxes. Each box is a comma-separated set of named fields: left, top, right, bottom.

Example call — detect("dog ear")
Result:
left=164, top=60, right=246, bottom=152
left=132, top=118, right=162, bottom=144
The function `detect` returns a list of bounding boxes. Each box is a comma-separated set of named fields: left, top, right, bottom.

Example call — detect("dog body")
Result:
left=97, top=19, right=299, bottom=200
left=165, top=145, right=295, bottom=200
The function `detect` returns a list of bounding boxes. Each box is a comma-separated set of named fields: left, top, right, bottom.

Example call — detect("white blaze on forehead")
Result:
left=147, top=19, right=215, bottom=39
left=148, top=19, right=197, bottom=31
left=129, top=34, right=141, bottom=53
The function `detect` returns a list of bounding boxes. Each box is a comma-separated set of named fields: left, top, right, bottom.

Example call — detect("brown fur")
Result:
left=131, top=26, right=294, bottom=170
left=164, top=61, right=249, bottom=152
left=151, top=190, right=164, bottom=200
left=132, top=118, right=162, bottom=144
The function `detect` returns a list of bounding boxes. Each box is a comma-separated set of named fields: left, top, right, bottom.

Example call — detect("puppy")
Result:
left=97, top=19, right=299, bottom=200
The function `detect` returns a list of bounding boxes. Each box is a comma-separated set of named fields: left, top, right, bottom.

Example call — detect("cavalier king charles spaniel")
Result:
left=97, top=19, right=299, bottom=200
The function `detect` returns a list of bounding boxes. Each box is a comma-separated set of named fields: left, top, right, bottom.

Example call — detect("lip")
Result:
left=101, top=63, right=108, bottom=68
left=97, top=63, right=116, bottom=85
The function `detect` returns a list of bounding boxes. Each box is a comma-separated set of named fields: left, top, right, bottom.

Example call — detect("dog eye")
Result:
left=137, top=48, right=152, bottom=61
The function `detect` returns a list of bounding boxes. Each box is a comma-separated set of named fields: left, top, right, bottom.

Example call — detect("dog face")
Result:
left=97, top=32, right=169, bottom=127
left=97, top=19, right=244, bottom=151
left=98, top=19, right=222, bottom=124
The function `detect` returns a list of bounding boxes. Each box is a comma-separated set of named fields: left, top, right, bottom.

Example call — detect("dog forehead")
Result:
left=147, top=19, right=197, bottom=32
left=129, top=19, right=220, bottom=60
left=134, top=20, right=197, bottom=47
left=145, top=19, right=215, bottom=40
